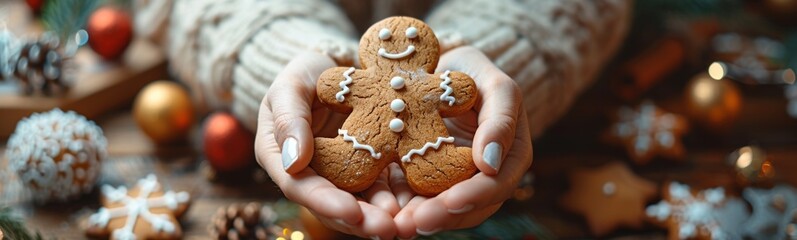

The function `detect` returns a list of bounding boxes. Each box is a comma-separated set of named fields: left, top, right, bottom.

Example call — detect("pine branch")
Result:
left=272, top=199, right=300, bottom=223
left=41, top=0, right=100, bottom=42
left=418, top=214, right=553, bottom=240
left=0, top=207, right=45, bottom=240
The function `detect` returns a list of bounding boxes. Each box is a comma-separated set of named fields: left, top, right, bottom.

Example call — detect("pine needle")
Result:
left=41, top=0, right=100, bottom=42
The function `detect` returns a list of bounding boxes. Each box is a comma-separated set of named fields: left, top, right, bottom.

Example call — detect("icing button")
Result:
left=390, top=99, right=406, bottom=112
left=389, top=118, right=405, bottom=132
left=390, top=76, right=405, bottom=89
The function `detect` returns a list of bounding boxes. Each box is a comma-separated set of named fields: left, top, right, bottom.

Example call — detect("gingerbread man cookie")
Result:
left=311, top=16, right=478, bottom=196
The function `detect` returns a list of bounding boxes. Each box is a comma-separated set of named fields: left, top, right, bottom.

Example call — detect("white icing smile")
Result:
left=378, top=45, right=415, bottom=59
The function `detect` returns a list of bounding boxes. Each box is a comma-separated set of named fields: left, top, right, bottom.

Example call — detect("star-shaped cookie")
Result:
left=606, top=101, right=689, bottom=165
left=561, top=161, right=657, bottom=236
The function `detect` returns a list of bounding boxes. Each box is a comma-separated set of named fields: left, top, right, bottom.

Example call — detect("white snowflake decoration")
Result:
left=5, top=108, right=107, bottom=202
left=610, top=101, right=687, bottom=163
left=613, top=101, right=682, bottom=157
left=88, top=174, right=190, bottom=240
left=785, top=84, right=797, bottom=119
left=647, top=182, right=742, bottom=240
left=742, top=185, right=797, bottom=240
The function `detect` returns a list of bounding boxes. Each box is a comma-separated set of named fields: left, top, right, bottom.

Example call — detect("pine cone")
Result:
left=209, top=202, right=277, bottom=240
left=13, top=39, right=69, bottom=95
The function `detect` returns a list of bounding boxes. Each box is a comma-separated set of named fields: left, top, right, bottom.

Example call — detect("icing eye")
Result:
left=378, top=28, right=391, bottom=40
left=405, top=27, right=418, bottom=39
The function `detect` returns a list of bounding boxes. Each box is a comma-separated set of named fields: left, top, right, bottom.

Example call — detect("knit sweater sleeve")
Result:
left=427, top=0, right=631, bottom=138
left=134, top=0, right=358, bottom=131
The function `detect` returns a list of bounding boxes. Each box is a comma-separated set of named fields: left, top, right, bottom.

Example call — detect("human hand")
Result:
left=393, top=46, right=534, bottom=238
left=255, top=51, right=400, bottom=239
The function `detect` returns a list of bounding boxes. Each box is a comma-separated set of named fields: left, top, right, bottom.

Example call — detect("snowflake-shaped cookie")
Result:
left=606, top=101, right=688, bottom=165
left=646, top=182, right=748, bottom=240
left=86, top=174, right=191, bottom=240
left=742, top=185, right=797, bottom=239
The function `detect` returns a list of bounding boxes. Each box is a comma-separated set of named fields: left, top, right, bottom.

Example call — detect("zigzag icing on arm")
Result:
left=439, top=70, right=456, bottom=106
left=401, top=136, right=455, bottom=162
left=335, top=67, right=356, bottom=102
left=339, top=129, right=382, bottom=159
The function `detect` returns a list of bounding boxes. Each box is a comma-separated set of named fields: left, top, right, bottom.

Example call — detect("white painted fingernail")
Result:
left=416, top=228, right=440, bottom=236
left=282, top=137, right=298, bottom=170
left=483, top=142, right=503, bottom=171
left=398, top=237, right=417, bottom=240
left=370, top=236, right=380, bottom=240
left=447, top=204, right=473, bottom=214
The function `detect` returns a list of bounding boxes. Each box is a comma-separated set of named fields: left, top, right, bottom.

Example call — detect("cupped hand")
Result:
left=393, top=46, right=534, bottom=238
left=255, top=51, right=400, bottom=239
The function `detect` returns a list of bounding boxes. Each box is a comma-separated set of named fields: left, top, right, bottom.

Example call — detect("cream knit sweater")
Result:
left=134, top=0, right=631, bottom=138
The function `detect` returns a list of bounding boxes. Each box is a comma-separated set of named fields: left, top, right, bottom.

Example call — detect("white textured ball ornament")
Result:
left=5, top=109, right=107, bottom=202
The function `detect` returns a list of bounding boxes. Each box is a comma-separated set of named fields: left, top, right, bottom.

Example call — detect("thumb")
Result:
left=437, top=46, right=521, bottom=175
left=268, top=51, right=336, bottom=174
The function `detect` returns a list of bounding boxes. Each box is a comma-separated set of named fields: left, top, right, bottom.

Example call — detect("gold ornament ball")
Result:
left=684, top=73, right=742, bottom=132
left=133, top=81, right=195, bottom=144
left=727, top=145, right=775, bottom=187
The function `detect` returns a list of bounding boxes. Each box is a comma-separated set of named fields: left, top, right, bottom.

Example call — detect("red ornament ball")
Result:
left=25, top=0, right=45, bottom=14
left=87, top=6, right=133, bottom=60
left=203, top=112, right=256, bottom=172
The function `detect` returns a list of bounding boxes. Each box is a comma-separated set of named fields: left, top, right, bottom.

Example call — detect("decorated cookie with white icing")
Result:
left=312, top=16, right=478, bottom=196
left=646, top=182, right=746, bottom=240
left=605, top=101, right=689, bottom=165
left=85, top=174, right=191, bottom=240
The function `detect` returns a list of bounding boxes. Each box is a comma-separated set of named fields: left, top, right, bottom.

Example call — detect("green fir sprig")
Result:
left=418, top=214, right=553, bottom=240
left=41, top=0, right=100, bottom=42
left=0, top=207, right=45, bottom=240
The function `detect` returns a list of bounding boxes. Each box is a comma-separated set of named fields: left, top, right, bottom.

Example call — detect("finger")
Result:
left=363, top=167, right=400, bottom=216
left=443, top=108, right=533, bottom=214
left=388, top=163, right=414, bottom=209
left=312, top=202, right=398, bottom=240
left=438, top=46, right=522, bottom=175
left=310, top=209, right=357, bottom=235
left=446, top=203, right=503, bottom=230
left=412, top=195, right=448, bottom=236
left=256, top=134, right=363, bottom=225
left=414, top=198, right=503, bottom=233
left=358, top=201, right=399, bottom=239
left=395, top=196, right=427, bottom=239
left=267, top=51, right=337, bottom=174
